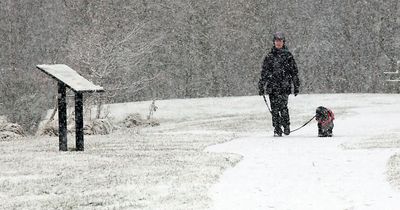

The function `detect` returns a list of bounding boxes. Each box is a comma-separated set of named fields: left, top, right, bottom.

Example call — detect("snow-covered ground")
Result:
left=0, top=94, right=399, bottom=209
left=208, top=94, right=400, bottom=210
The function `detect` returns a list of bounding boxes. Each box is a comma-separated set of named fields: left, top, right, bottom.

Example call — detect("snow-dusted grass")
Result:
left=1, top=94, right=400, bottom=209
left=2, top=95, right=266, bottom=209
left=388, top=154, right=400, bottom=189
left=0, top=131, right=242, bottom=209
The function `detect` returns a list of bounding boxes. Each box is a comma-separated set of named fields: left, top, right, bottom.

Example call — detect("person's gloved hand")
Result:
left=294, top=89, right=299, bottom=96
left=258, top=88, right=264, bottom=96
left=265, top=87, right=272, bottom=95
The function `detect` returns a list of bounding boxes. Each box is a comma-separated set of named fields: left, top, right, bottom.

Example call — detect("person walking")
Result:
left=258, top=32, right=300, bottom=137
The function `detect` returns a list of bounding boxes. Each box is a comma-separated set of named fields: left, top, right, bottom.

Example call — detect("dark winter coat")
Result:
left=258, top=46, right=300, bottom=95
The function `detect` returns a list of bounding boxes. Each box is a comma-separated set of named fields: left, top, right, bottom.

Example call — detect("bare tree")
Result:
left=1, top=0, right=400, bottom=133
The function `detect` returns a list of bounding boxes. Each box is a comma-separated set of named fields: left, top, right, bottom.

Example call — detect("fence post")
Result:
left=58, top=82, right=68, bottom=151
left=75, top=92, right=84, bottom=151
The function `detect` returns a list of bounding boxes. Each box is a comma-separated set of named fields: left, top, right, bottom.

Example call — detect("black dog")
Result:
left=315, top=106, right=334, bottom=137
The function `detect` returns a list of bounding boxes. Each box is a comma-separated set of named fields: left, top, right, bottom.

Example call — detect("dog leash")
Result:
left=262, top=95, right=315, bottom=133
left=262, top=95, right=272, bottom=113
left=291, top=115, right=316, bottom=133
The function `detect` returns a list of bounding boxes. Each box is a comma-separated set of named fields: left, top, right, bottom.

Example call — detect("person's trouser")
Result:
left=269, top=94, right=290, bottom=129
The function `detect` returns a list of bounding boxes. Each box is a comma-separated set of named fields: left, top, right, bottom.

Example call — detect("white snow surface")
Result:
left=36, top=64, right=104, bottom=92
left=207, top=94, right=400, bottom=210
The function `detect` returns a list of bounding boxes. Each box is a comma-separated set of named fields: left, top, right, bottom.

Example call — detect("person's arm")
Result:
left=289, top=54, right=300, bottom=95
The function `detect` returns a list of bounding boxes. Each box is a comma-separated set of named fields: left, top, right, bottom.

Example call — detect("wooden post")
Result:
left=75, top=92, right=84, bottom=151
left=58, top=82, right=68, bottom=151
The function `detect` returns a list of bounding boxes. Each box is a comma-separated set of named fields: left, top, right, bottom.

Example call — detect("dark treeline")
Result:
left=0, top=0, right=399, bottom=132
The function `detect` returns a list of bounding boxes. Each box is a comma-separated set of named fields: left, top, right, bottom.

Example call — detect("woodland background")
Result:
left=0, top=0, right=399, bottom=133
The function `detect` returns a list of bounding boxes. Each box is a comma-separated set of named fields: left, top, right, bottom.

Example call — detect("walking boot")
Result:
left=274, top=127, right=283, bottom=137
left=283, top=126, right=290, bottom=136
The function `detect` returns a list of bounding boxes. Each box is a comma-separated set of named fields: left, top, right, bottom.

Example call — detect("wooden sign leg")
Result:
left=75, top=92, right=84, bottom=151
left=58, top=83, right=68, bottom=151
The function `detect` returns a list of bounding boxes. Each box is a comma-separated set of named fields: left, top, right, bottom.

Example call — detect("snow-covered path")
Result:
left=208, top=138, right=400, bottom=210
left=208, top=95, right=400, bottom=210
